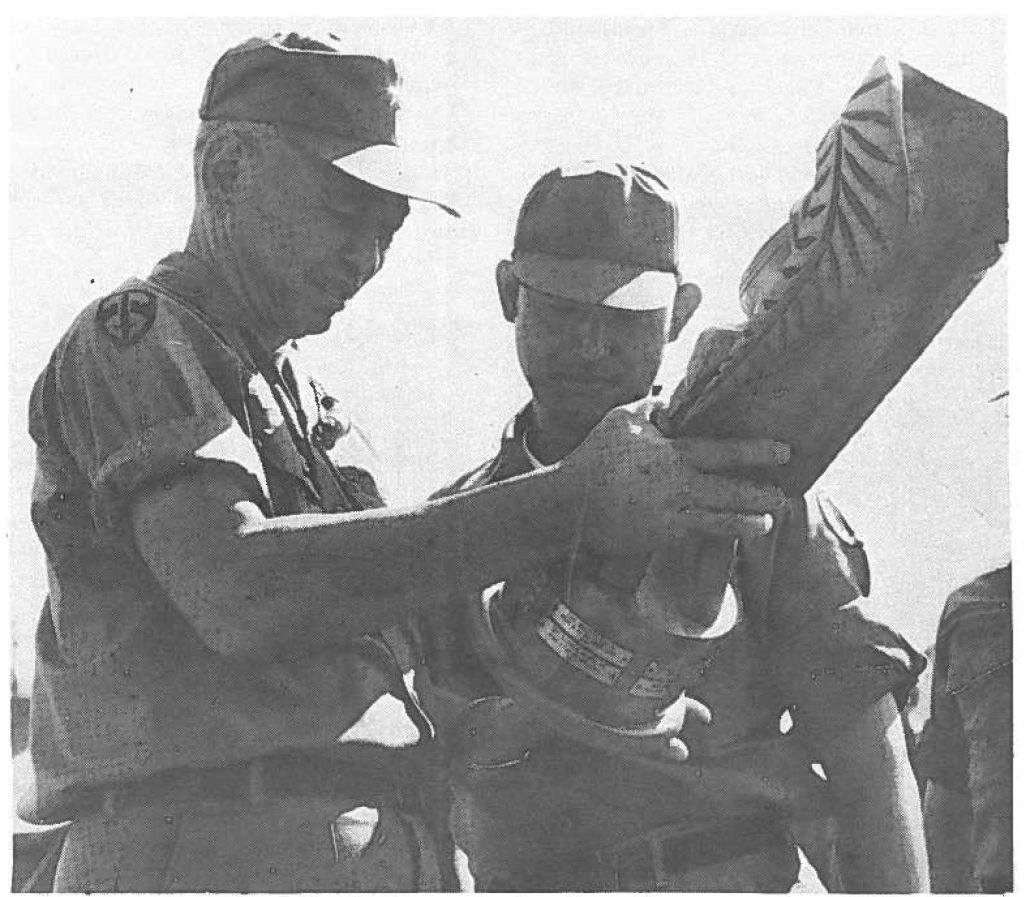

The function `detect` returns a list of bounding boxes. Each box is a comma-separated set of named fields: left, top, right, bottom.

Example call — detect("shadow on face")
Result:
left=513, top=287, right=671, bottom=422
left=494, top=259, right=699, bottom=423
left=206, top=127, right=411, bottom=340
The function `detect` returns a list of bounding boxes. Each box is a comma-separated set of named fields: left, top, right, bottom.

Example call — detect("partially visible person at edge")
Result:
left=20, top=35, right=794, bottom=892
left=416, top=162, right=929, bottom=893
left=917, top=563, right=1012, bottom=893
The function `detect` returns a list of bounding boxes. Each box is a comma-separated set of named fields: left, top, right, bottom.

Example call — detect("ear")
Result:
left=199, top=130, right=250, bottom=205
left=495, top=259, right=520, bottom=324
left=668, top=282, right=702, bottom=342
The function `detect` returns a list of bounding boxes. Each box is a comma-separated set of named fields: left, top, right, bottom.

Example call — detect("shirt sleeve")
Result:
left=764, top=494, right=926, bottom=747
left=958, top=667, right=1013, bottom=891
left=945, top=611, right=1013, bottom=891
left=45, top=292, right=268, bottom=534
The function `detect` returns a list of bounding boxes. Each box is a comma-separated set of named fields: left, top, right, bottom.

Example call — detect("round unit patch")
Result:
left=96, top=289, right=157, bottom=346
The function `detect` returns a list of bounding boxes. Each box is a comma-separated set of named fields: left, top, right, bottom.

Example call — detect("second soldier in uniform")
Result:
left=419, top=162, right=929, bottom=892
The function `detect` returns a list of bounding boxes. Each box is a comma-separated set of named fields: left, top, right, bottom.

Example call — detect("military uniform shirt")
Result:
left=22, top=252, right=424, bottom=823
left=916, top=564, right=1012, bottom=892
left=416, top=405, right=925, bottom=883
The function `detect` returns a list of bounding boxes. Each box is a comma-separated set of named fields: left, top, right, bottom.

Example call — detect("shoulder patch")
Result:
left=816, top=494, right=871, bottom=596
left=96, top=289, right=157, bottom=346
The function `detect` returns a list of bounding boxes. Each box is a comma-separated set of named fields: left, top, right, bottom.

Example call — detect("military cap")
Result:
left=512, top=162, right=679, bottom=309
left=200, top=32, right=458, bottom=216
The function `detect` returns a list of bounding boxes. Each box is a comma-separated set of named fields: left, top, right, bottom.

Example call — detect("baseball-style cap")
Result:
left=512, top=162, right=680, bottom=310
left=199, top=33, right=459, bottom=216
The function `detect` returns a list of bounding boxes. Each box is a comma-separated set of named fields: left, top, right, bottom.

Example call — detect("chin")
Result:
left=295, top=312, right=336, bottom=339
left=310, top=321, right=334, bottom=336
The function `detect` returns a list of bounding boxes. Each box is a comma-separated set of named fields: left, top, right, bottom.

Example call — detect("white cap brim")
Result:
left=513, top=252, right=677, bottom=310
left=331, top=143, right=460, bottom=217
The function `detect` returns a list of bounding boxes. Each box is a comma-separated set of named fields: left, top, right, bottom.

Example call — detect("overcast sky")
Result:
left=8, top=16, right=1009, bottom=689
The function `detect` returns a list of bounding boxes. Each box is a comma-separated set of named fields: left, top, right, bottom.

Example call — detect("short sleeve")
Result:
left=39, top=289, right=267, bottom=533
left=764, top=494, right=925, bottom=747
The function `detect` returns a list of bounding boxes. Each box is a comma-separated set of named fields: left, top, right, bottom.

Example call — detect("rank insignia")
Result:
left=96, top=289, right=157, bottom=346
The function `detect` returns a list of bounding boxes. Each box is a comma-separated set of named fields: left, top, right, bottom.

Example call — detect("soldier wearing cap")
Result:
left=20, top=37, right=793, bottom=891
left=418, top=162, right=928, bottom=891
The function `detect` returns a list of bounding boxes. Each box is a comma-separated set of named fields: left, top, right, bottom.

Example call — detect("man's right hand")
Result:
left=563, top=404, right=790, bottom=554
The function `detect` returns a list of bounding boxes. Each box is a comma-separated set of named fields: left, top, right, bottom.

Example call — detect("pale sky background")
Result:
left=7, top=16, right=1009, bottom=694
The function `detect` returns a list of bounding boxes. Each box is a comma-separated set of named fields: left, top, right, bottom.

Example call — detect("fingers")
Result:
left=651, top=695, right=713, bottom=762
left=679, top=470, right=788, bottom=514
left=669, top=509, right=778, bottom=540
left=595, top=407, right=791, bottom=473
left=685, top=695, right=713, bottom=727
left=663, top=737, right=691, bottom=761
left=654, top=693, right=713, bottom=734
left=675, top=437, right=791, bottom=471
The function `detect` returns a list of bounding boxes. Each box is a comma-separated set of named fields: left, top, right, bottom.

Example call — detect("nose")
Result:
left=345, top=237, right=383, bottom=287
left=368, top=238, right=383, bottom=277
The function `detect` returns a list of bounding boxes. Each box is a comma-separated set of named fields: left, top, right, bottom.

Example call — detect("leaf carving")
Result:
left=780, top=58, right=908, bottom=289
left=660, top=56, right=1006, bottom=501
left=666, top=57, right=911, bottom=424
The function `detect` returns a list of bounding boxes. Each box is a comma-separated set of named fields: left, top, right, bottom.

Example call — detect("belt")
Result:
left=76, top=747, right=428, bottom=816
left=598, top=811, right=791, bottom=890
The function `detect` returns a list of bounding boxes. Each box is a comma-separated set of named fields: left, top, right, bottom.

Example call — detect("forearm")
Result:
left=239, top=466, right=583, bottom=600
left=133, top=459, right=586, bottom=655
left=822, top=694, right=929, bottom=892
left=134, top=412, right=792, bottom=658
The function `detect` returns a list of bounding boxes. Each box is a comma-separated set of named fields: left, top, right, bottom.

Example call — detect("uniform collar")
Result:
left=507, top=396, right=661, bottom=472
left=148, top=252, right=266, bottom=342
left=148, top=252, right=303, bottom=368
left=480, top=404, right=537, bottom=485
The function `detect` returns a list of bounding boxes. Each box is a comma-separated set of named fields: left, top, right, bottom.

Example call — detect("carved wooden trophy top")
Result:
left=658, top=58, right=1007, bottom=495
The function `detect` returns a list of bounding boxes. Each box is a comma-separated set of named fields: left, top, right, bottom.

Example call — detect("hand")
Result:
left=644, top=691, right=713, bottom=762
left=635, top=535, right=738, bottom=635
left=563, top=403, right=790, bottom=554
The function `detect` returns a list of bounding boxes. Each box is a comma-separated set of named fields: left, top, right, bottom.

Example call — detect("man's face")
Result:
left=233, top=137, right=409, bottom=338
left=515, top=288, right=670, bottom=424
